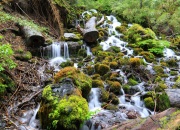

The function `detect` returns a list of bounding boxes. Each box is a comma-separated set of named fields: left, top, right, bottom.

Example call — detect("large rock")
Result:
left=165, top=89, right=180, bottom=107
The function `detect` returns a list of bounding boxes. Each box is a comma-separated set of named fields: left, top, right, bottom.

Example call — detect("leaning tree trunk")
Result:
left=77, top=16, right=104, bottom=43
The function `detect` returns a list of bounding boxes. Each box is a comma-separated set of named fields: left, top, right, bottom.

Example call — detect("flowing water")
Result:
left=16, top=9, right=180, bottom=130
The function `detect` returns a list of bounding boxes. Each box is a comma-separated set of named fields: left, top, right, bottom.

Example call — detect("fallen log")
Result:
left=17, top=25, right=45, bottom=47
left=77, top=16, right=101, bottom=43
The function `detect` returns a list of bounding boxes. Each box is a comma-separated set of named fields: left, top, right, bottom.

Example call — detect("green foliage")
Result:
left=0, top=42, right=16, bottom=71
left=0, top=72, right=15, bottom=94
left=15, top=51, right=32, bottom=61
left=137, top=39, right=170, bottom=56
left=49, top=95, right=88, bottom=130
left=112, top=0, right=180, bottom=35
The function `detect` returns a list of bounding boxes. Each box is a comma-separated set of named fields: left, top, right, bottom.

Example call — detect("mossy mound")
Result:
left=109, top=61, right=118, bottom=69
left=60, top=60, right=74, bottom=68
left=165, top=58, right=178, bottom=67
left=126, top=24, right=156, bottom=43
left=39, top=85, right=88, bottom=130
left=78, top=49, right=87, bottom=58
left=129, top=57, right=142, bottom=67
left=101, top=103, right=118, bottom=110
left=144, top=97, right=155, bottom=110
left=107, top=81, right=121, bottom=94
left=155, top=83, right=168, bottom=92
left=92, top=79, right=104, bottom=88
left=128, top=78, right=138, bottom=86
left=94, top=63, right=110, bottom=76
left=54, top=67, right=92, bottom=98
left=139, top=51, right=155, bottom=62
left=109, top=92, right=119, bottom=105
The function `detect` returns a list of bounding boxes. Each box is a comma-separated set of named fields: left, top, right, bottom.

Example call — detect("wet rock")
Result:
left=64, top=33, right=82, bottom=41
left=126, top=111, right=137, bottom=119
left=52, top=78, right=75, bottom=97
left=165, top=89, right=180, bottom=107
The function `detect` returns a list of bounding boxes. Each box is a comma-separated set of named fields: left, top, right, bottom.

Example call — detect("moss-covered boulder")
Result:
left=144, top=97, right=155, bottom=110
left=54, top=67, right=92, bottom=98
left=109, top=92, right=119, bottom=105
left=92, top=79, right=104, bottom=88
left=94, top=63, right=110, bottom=76
left=39, top=85, right=88, bottom=130
left=126, top=24, right=156, bottom=43
left=78, top=49, right=87, bottom=58
left=107, top=81, right=121, bottom=94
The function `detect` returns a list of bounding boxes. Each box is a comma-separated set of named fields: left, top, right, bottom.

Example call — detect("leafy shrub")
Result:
left=137, top=39, right=170, bottom=56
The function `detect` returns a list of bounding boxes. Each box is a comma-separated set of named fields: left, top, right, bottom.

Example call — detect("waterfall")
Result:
left=89, top=88, right=101, bottom=111
left=64, top=42, right=69, bottom=59
left=81, top=44, right=92, bottom=56
left=52, top=42, right=61, bottom=58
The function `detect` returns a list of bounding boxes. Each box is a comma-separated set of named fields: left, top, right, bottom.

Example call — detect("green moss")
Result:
left=115, top=25, right=127, bottom=34
left=156, top=92, right=170, bottom=111
left=94, top=63, right=110, bottom=76
left=137, top=39, right=170, bottom=56
left=77, top=61, right=84, bottom=68
left=109, top=61, right=118, bottom=69
left=91, top=45, right=103, bottom=55
left=122, top=84, right=130, bottom=94
left=54, top=67, right=92, bottom=98
left=128, top=78, right=138, bottom=86
left=133, top=48, right=144, bottom=55
left=60, top=60, right=74, bottom=68
left=100, top=88, right=109, bottom=102
left=84, top=65, right=94, bottom=75
left=126, top=24, right=156, bottom=43
left=170, top=71, right=178, bottom=76
left=139, top=51, right=155, bottom=62
left=108, top=81, right=121, bottom=94
left=129, top=57, right=142, bottom=67
left=174, top=76, right=180, bottom=88
left=92, top=79, right=104, bottom=88
left=49, top=95, right=88, bottom=130
left=108, top=46, right=120, bottom=53
left=91, top=74, right=101, bottom=80
left=154, top=65, right=164, bottom=75
left=109, top=93, right=119, bottom=105
left=165, top=58, right=178, bottom=67
left=78, top=49, right=87, bottom=58
left=144, top=97, right=155, bottom=110
left=155, top=83, right=168, bottom=92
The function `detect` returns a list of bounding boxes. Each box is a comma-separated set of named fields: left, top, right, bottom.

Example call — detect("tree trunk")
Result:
left=77, top=16, right=99, bottom=43
left=20, top=25, right=45, bottom=47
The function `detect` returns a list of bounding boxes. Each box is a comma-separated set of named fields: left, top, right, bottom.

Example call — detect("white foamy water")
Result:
left=89, top=88, right=101, bottom=111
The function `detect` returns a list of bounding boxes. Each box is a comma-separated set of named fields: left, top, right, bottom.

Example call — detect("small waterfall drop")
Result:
left=52, top=42, right=61, bottom=58
left=64, top=42, right=69, bottom=59
left=89, top=88, right=101, bottom=111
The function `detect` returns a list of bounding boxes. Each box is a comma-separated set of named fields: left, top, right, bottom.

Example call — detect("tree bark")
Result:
left=20, top=25, right=45, bottom=47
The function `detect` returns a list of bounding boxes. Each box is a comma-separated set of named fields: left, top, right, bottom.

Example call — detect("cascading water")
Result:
left=89, top=88, right=101, bottom=111
left=43, top=41, right=70, bottom=71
